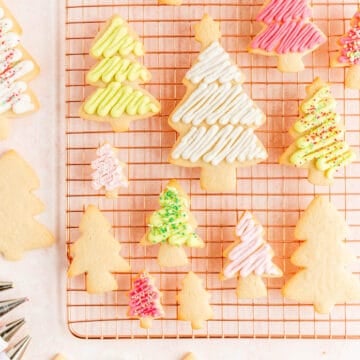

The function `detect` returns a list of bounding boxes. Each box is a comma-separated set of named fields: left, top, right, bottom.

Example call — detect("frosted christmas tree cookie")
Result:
left=331, top=7, right=360, bottom=89
left=68, top=205, right=130, bottom=294
left=0, top=150, right=54, bottom=260
left=282, top=196, right=360, bottom=314
left=177, top=271, right=213, bottom=330
left=128, top=270, right=164, bottom=329
left=249, top=0, right=326, bottom=72
left=91, top=143, right=127, bottom=198
left=221, top=211, right=282, bottom=299
left=141, top=179, right=204, bottom=267
left=168, top=15, right=267, bottom=192
left=80, top=15, right=160, bottom=132
left=0, top=1, right=40, bottom=139
left=280, top=77, right=356, bottom=185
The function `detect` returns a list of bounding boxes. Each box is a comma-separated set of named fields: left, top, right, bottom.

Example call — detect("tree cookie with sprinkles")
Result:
left=280, top=77, right=356, bottom=185
left=128, top=270, right=164, bottom=329
left=168, top=15, right=267, bottom=192
left=80, top=15, right=160, bottom=132
left=331, top=7, right=360, bottom=89
left=249, top=0, right=326, bottom=72
left=141, top=179, right=204, bottom=267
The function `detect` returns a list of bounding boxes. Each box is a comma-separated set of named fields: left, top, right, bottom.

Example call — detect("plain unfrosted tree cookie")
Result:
left=249, top=0, right=326, bottom=72
left=177, top=271, right=213, bottom=330
left=168, top=15, right=267, bottom=192
left=0, top=150, right=54, bottom=260
left=80, top=15, right=160, bottom=132
left=91, top=143, right=128, bottom=198
left=0, top=0, right=40, bottom=139
left=141, top=180, right=204, bottom=267
left=221, top=211, right=282, bottom=299
left=68, top=205, right=130, bottom=294
left=280, top=77, right=356, bottom=185
left=128, top=270, right=164, bottom=329
left=331, top=7, right=360, bottom=89
left=282, top=196, right=360, bottom=314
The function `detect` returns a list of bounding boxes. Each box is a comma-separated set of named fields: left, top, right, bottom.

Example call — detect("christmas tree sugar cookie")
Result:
left=249, top=0, right=326, bottom=72
left=177, top=271, right=213, bottom=330
left=128, top=270, right=164, bottom=329
left=331, top=7, right=360, bottom=89
left=80, top=15, right=160, bottom=132
left=141, top=180, right=204, bottom=267
left=280, top=77, right=356, bottom=185
left=0, top=150, right=54, bottom=260
left=282, top=196, right=360, bottom=314
left=221, top=211, right=282, bottom=299
left=168, top=15, right=267, bottom=192
left=68, top=205, right=130, bottom=294
left=91, top=143, right=127, bottom=198
left=0, top=1, right=40, bottom=139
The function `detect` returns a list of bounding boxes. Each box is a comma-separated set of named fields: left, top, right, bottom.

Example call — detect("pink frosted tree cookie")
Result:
left=249, top=0, right=326, bottom=72
left=91, top=143, right=127, bottom=198
left=221, top=211, right=282, bottom=299
left=128, top=270, right=164, bottom=329
left=331, top=8, right=360, bottom=89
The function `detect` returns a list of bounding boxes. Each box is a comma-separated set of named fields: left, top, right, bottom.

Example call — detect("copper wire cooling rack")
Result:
left=65, top=0, right=360, bottom=339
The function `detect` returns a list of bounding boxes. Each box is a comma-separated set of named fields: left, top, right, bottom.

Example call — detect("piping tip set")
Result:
left=0, top=282, right=30, bottom=360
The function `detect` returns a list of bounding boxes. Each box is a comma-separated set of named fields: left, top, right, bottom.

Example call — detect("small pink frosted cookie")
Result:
left=331, top=8, right=360, bottom=89
left=128, top=270, right=164, bottom=329
left=91, top=143, right=127, bottom=198
left=249, top=0, right=326, bottom=72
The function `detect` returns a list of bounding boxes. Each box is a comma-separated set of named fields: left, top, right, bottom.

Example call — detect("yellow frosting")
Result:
left=87, top=56, right=151, bottom=84
left=90, top=17, right=144, bottom=58
left=83, top=82, right=159, bottom=118
left=289, top=85, right=355, bottom=177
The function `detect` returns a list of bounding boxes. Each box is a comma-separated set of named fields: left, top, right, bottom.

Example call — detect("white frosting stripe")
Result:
left=172, top=82, right=263, bottom=127
left=172, top=124, right=267, bottom=165
left=185, top=41, right=243, bottom=84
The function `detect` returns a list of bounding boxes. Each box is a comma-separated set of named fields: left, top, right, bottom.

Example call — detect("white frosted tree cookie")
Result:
left=141, top=179, right=204, bottom=267
left=68, top=204, right=130, bottom=294
left=128, top=270, right=164, bottom=329
left=80, top=15, right=160, bottom=132
left=249, top=0, right=326, bottom=72
left=177, top=271, right=213, bottom=330
left=331, top=7, right=360, bottom=89
left=0, top=150, right=54, bottom=260
left=221, top=211, right=282, bottom=299
left=168, top=15, right=267, bottom=192
left=282, top=196, right=360, bottom=314
left=0, top=0, right=40, bottom=139
left=91, top=143, right=128, bottom=198
left=280, top=77, right=356, bottom=185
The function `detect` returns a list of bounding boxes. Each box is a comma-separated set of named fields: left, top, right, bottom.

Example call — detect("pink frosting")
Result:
left=128, top=272, right=164, bottom=318
left=251, top=20, right=325, bottom=54
left=256, top=0, right=312, bottom=24
left=223, top=212, right=278, bottom=278
left=91, top=144, right=127, bottom=192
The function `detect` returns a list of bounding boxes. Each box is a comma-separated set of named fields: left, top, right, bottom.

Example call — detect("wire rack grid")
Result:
left=65, top=0, right=360, bottom=339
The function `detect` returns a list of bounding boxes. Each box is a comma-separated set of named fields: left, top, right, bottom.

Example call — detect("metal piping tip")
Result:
left=0, top=282, right=13, bottom=292
left=6, top=335, right=31, bottom=360
left=0, top=298, right=27, bottom=318
left=0, top=318, right=25, bottom=342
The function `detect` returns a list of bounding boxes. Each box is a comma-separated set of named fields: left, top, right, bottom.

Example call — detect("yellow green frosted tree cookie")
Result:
left=80, top=15, right=160, bottom=132
left=282, top=196, right=360, bottom=314
left=68, top=204, right=130, bottom=294
left=141, top=179, right=204, bottom=267
left=0, top=150, right=54, bottom=260
left=0, top=1, right=40, bottom=139
left=280, top=77, right=356, bottom=185
left=177, top=271, right=213, bottom=330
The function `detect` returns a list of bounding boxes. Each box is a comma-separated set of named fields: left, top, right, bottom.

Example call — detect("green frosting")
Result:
left=148, top=186, right=202, bottom=248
